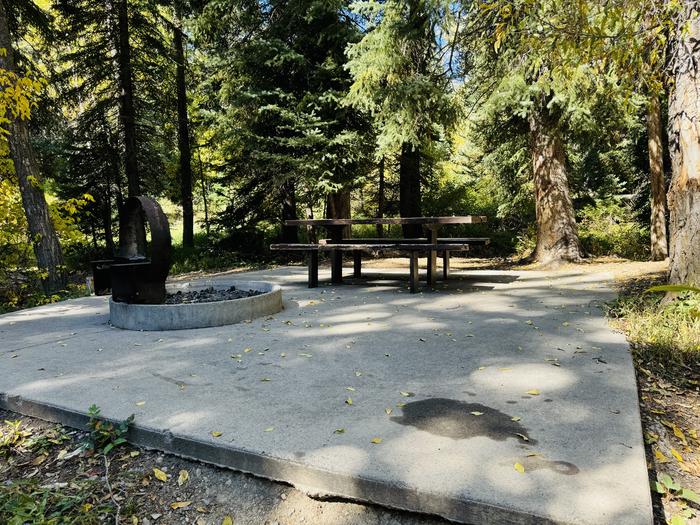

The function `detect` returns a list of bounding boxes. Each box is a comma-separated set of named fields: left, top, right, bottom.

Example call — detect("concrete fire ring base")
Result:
left=109, top=280, right=282, bottom=331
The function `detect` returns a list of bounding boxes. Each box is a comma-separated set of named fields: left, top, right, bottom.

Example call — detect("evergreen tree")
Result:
left=197, top=0, right=373, bottom=240
left=345, top=0, right=458, bottom=236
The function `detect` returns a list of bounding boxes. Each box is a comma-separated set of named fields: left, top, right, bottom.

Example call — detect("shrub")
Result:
left=578, top=198, right=648, bottom=260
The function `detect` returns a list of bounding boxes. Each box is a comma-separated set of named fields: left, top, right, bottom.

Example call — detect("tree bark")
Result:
left=399, top=142, right=421, bottom=237
left=326, top=190, right=351, bottom=238
left=529, top=105, right=583, bottom=265
left=647, top=96, right=668, bottom=261
left=117, top=0, right=139, bottom=198
left=667, top=5, right=700, bottom=286
left=0, top=1, right=66, bottom=293
left=174, top=2, right=194, bottom=247
left=197, top=147, right=210, bottom=236
left=280, top=179, right=299, bottom=243
left=376, top=156, right=385, bottom=237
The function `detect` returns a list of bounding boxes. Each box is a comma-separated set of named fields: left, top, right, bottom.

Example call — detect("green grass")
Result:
left=607, top=281, right=700, bottom=368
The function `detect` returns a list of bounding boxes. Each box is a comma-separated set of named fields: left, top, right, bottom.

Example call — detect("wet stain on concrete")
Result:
left=518, top=456, right=579, bottom=475
left=392, top=398, right=537, bottom=444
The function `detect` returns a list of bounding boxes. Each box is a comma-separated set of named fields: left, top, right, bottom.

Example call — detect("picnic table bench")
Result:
left=271, top=216, right=488, bottom=293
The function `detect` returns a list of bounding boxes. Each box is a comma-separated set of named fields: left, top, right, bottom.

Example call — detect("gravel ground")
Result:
left=0, top=410, right=451, bottom=525
left=164, top=286, right=262, bottom=304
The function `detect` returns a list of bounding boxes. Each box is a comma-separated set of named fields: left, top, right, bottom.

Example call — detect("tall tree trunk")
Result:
left=174, top=2, right=194, bottom=247
left=280, top=180, right=298, bottom=243
left=0, top=2, right=66, bottom=293
left=305, top=204, right=316, bottom=243
left=376, top=156, right=385, bottom=237
left=197, top=147, right=210, bottom=236
left=399, top=142, right=421, bottom=237
left=647, top=96, right=668, bottom=261
left=529, top=105, right=582, bottom=265
left=326, top=190, right=351, bottom=238
left=667, top=5, right=700, bottom=286
left=117, top=0, right=139, bottom=197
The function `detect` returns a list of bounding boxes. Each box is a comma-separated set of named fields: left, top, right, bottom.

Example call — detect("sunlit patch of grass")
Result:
left=607, top=283, right=700, bottom=368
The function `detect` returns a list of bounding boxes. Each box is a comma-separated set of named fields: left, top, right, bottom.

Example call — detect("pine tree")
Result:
left=0, top=0, right=66, bottom=293
left=345, top=0, right=458, bottom=236
left=197, top=0, right=373, bottom=238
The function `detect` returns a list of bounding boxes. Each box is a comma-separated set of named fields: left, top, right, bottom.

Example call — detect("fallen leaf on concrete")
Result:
left=222, top=516, right=233, bottom=525
left=346, top=387, right=355, bottom=392
left=345, top=397, right=353, bottom=405
left=399, top=391, right=414, bottom=397
left=170, top=501, right=191, bottom=510
left=511, top=416, right=521, bottom=422
left=470, top=411, right=483, bottom=416
left=211, top=431, right=223, bottom=438
left=153, top=468, right=168, bottom=482
left=525, top=389, right=541, bottom=396
left=334, top=428, right=345, bottom=434
left=514, top=433, right=529, bottom=442
left=135, top=401, right=145, bottom=406
left=385, top=408, right=392, bottom=415
left=371, top=437, right=382, bottom=444
left=264, top=427, right=274, bottom=432
left=514, top=463, right=525, bottom=473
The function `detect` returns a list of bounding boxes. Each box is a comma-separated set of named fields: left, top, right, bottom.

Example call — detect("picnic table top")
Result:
left=285, top=216, right=487, bottom=226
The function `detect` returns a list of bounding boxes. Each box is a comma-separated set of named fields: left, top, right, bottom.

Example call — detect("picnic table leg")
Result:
left=443, top=250, right=450, bottom=280
left=353, top=250, right=362, bottom=278
left=409, top=251, right=419, bottom=293
left=308, top=251, right=318, bottom=288
left=328, top=225, right=344, bottom=284
left=426, top=226, right=438, bottom=287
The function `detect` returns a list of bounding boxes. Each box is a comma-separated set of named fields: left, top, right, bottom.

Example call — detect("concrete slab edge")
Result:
left=0, top=392, right=570, bottom=525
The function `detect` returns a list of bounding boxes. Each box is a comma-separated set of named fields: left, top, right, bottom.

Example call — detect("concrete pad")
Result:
left=0, top=267, right=652, bottom=525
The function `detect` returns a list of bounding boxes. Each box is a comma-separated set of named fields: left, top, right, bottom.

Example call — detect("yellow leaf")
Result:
left=345, top=397, right=353, bottom=405
left=211, top=431, right=223, bottom=438
left=222, top=516, right=233, bottom=525
left=32, top=454, right=47, bottom=466
left=264, top=427, right=274, bottom=432
left=673, top=425, right=688, bottom=446
left=470, top=411, right=484, bottom=416
left=153, top=468, right=168, bottom=482
left=244, top=347, right=252, bottom=353
left=135, top=401, right=146, bottom=406
left=670, top=447, right=684, bottom=463
left=371, top=437, right=382, bottom=444
left=514, top=463, right=525, bottom=473
left=654, top=448, right=669, bottom=463
left=170, top=501, right=192, bottom=510
left=177, top=469, right=189, bottom=486
left=525, top=389, right=540, bottom=396
left=130, top=451, right=140, bottom=458
left=399, top=391, right=414, bottom=397
left=385, top=408, right=392, bottom=415
left=511, top=416, right=521, bottom=422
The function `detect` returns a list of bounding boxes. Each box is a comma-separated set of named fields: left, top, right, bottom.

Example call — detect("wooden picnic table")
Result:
left=283, top=216, right=487, bottom=289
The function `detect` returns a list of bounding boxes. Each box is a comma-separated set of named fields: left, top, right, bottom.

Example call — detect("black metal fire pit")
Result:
left=89, top=196, right=172, bottom=304
left=111, top=196, right=172, bottom=304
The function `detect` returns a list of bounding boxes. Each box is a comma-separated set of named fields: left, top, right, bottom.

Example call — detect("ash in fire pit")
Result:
left=164, top=285, right=262, bottom=304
